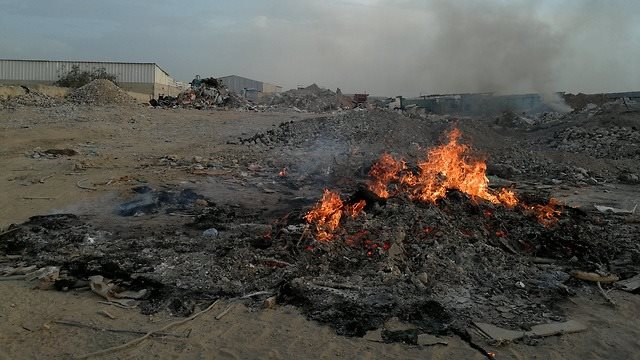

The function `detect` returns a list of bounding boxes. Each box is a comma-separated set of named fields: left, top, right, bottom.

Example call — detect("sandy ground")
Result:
left=1, top=105, right=639, bottom=359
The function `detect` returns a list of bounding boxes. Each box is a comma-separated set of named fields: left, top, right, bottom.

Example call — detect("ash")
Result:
left=1, top=186, right=637, bottom=338
left=1, top=102, right=639, bottom=342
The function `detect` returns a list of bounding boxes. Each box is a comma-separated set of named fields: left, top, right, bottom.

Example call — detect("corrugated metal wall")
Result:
left=262, top=82, right=282, bottom=93
left=154, top=66, right=177, bottom=86
left=0, top=60, right=155, bottom=83
left=219, top=75, right=263, bottom=93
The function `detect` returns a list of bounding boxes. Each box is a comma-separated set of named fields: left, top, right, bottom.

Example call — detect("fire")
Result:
left=303, top=193, right=367, bottom=241
left=303, top=189, right=344, bottom=242
left=526, top=198, right=562, bottom=227
left=368, top=153, right=404, bottom=198
left=345, top=200, right=366, bottom=218
left=304, top=128, right=563, bottom=241
left=496, top=188, right=518, bottom=207
left=368, top=128, right=519, bottom=207
left=279, top=167, right=287, bottom=177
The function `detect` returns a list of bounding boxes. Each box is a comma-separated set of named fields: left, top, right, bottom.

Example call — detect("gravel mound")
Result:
left=68, top=79, right=136, bottom=105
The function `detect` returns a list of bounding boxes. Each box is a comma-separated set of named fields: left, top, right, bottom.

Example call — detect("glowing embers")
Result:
left=525, top=198, right=563, bottom=227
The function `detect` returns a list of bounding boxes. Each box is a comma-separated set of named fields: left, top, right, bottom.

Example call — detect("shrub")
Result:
left=54, top=65, right=118, bottom=88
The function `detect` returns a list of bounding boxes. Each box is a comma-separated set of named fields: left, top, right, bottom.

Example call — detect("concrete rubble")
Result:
left=258, top=84, right=353, bottom=113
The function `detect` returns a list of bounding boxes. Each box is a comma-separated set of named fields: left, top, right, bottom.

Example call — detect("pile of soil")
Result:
left=259, top=84, right=350, bottom=113
left=68, top=79, right=136, bottom=105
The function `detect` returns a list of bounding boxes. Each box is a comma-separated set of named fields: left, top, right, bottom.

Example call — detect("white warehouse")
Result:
left=0, top=59, right=182, bottom=99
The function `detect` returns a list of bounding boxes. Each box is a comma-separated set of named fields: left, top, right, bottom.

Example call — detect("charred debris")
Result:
left=2, top=119, right=639, bottom=346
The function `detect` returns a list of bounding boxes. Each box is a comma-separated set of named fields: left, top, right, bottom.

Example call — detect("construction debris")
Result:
left=616, top=274, right=640, bottom=293
left=150, top=77, right=251, bottom=110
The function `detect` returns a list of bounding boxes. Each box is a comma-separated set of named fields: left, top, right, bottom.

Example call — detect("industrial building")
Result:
left=218, top=75, right=282, bottom=95
left=0, top=59, right=183, bottom=99
left=400, top=93, right=551, bottom=115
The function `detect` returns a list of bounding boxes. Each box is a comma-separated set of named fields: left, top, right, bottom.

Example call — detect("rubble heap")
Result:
left=0, top=92, right=63, bottom=109
left=258, top=84, right=349, bottom=113
left=1, top=183, right=636, bottom=339
left=547, top=125, right=640, bottom=160
left=67, top=79, right=136, bottom=105
left=151, top=77, right=251, bottom=110
left=238, top=109, right=439, bottom=151
left=235, top=105, right=640, bottom=186
left=2, top=127, right=638, bottom=341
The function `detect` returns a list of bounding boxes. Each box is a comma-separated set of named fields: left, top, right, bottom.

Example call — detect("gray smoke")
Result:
left=426, top=1, right=564, bottom=97
left=239, top=0, right=640, bottom=99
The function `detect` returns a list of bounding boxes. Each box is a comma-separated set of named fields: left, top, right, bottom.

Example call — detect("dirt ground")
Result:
left=1, top=105, right=639, bottom=359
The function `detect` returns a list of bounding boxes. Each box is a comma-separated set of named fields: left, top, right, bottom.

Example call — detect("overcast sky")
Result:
left=1, top=0, right=639, bottom=96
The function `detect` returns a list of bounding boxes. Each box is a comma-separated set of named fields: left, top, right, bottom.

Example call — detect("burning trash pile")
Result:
left=303, top=128, right=558, bottom=243
left=1, top=128, right=638, bottom=345
left=258, top=84, right=352, bottom=113
left=150, top=77, right=250, bottom=110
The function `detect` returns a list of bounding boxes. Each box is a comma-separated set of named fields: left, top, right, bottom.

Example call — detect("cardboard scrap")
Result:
left=571, top=271, right=619, bottom=283
left=528, top=320, right=587, bottom=337
left=89, top=275, right=146, bottom=307
left=417, top=334, right=448, bottom=346
left=616, top=274, right=640, bottom=292
left=473, top=322, right=525, bottom=341
left=594, top=204, right=637, bottom=214
left=473, top=320, right=587, bottom=342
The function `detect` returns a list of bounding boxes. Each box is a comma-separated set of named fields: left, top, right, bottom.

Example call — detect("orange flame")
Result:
left=368, top=128, right=518, bottom=207
left=306, top=128, right=562, bottom=241
left=304, top=190, right=344, bottom=242
left=304, top=193, right=368, bottom=241
left=368, top=153, right=404, bottom=198
left=402, top=128, right=510, bottom=205
left=345, top=200, right=366, bottom=218
left=526, top=198, right=562, bottom=227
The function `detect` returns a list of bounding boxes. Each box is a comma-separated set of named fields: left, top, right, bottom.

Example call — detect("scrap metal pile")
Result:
left=1, top=127, right=638, bottom=345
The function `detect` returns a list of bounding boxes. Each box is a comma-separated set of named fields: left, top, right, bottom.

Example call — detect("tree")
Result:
left=54, top=65, right=118, bottom=88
